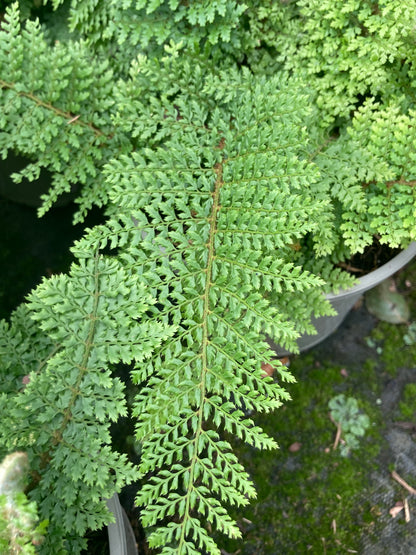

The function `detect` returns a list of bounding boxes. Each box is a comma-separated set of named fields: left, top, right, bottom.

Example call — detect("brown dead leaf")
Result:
left=279, top=356, right=290, bottom=367
left=289, top=442, right=302, bottom=452
left=261, top=357, right=290, bottom=377
left=261, top=363, right=275, bottom=377
left=389, top=501, right=404, bottom=518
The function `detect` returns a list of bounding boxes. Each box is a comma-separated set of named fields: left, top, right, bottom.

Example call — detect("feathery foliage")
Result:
left=71, top=65, right=332, bottom=553
left=45, top=0, right=249, bottom=54
left=1, top=0, right=416, bottom=553
left=0, top=3, right=131, bottom=221
left=0, top=249, right=172, bottom=553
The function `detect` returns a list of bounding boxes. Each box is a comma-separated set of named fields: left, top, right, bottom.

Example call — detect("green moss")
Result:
left=221, top=358, right=384, bottom=554
left=368, top=322, right=416, bottom=376
left=366, top=260, right=416, bottom=375
left=398, top=383, right=416, bottom=420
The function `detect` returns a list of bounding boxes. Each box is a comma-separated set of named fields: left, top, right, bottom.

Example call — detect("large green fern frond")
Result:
left=74, top=68, right=333, bottom=554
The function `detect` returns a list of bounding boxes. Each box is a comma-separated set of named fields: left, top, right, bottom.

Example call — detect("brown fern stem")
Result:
left=0, top=79, right=106, bottom=138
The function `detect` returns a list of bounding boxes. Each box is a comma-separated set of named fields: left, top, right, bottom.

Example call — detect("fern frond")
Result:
left=0, top=249, right=172, bottom=553
left=73, top=68, right=333, bottom=553
left=78, top=0, right=247, bottom=50
left=0, top=305, right=57, bottom=400
left=0, top=3, right=130, bottom=221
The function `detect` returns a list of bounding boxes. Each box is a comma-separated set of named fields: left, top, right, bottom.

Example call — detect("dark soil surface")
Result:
left=338, top=237, right=401, bottom=276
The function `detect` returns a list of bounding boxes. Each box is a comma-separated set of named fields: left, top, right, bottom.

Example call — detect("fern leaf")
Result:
left=0, top=3, right=129, bottom=221
left=0, top=250, right=172, bottom=552
left=76, top=66, right=333, bottom=553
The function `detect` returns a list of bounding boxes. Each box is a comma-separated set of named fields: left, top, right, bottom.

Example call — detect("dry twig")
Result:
left=333, top=422, right=342, bottom=451
left=392, top=471, right=416, bottom=495
left=405, top=498, right=411, bottom=523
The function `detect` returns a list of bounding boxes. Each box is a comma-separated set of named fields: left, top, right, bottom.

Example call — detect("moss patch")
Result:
left=221, top=360, right=385, bottom=554
left=369, top=322, right=416, bottom=376
left=398, top=383, right=416, bottom=420
left=366, top=260, right=416, bottom=375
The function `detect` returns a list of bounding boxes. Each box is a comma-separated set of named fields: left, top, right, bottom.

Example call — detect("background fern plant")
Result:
left=1, top=0, right=416, bottom=553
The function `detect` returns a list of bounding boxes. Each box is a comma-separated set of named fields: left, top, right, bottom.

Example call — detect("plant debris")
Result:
left=391, top=471, right=416, bottom=496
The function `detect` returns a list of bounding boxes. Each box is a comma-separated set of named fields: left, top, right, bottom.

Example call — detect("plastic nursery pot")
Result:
left=269, top=242, right=416, bottom=356
left=107, top=494, right=138, bottom=555
left=0, top=152, right=77, bottom=207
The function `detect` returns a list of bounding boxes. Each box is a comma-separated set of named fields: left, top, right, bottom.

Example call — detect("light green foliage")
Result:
left=43, top=0, right=250, bottom=61
left=105, top=0, right=247, bottom=50
left=343, top=102, right=416, bottom=248
left=0, top=452, right=48, bottom=554
left=265, top=0, right=416, bottom=123
left=329, top=394, right=371, bottom=456
left=1, top=0, right=416, bottom=553
left=0, top=3, right=131, bottom=221
left=248, top=0, right=416, bottom=251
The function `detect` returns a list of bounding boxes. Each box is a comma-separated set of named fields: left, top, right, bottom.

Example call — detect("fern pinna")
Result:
left=72, top=66, right=333, bottom=553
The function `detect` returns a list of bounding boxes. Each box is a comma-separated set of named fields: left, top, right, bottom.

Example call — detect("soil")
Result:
left=337, top=237, right=401, bottom=276
left=1, top=194, right=416, bottom=554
